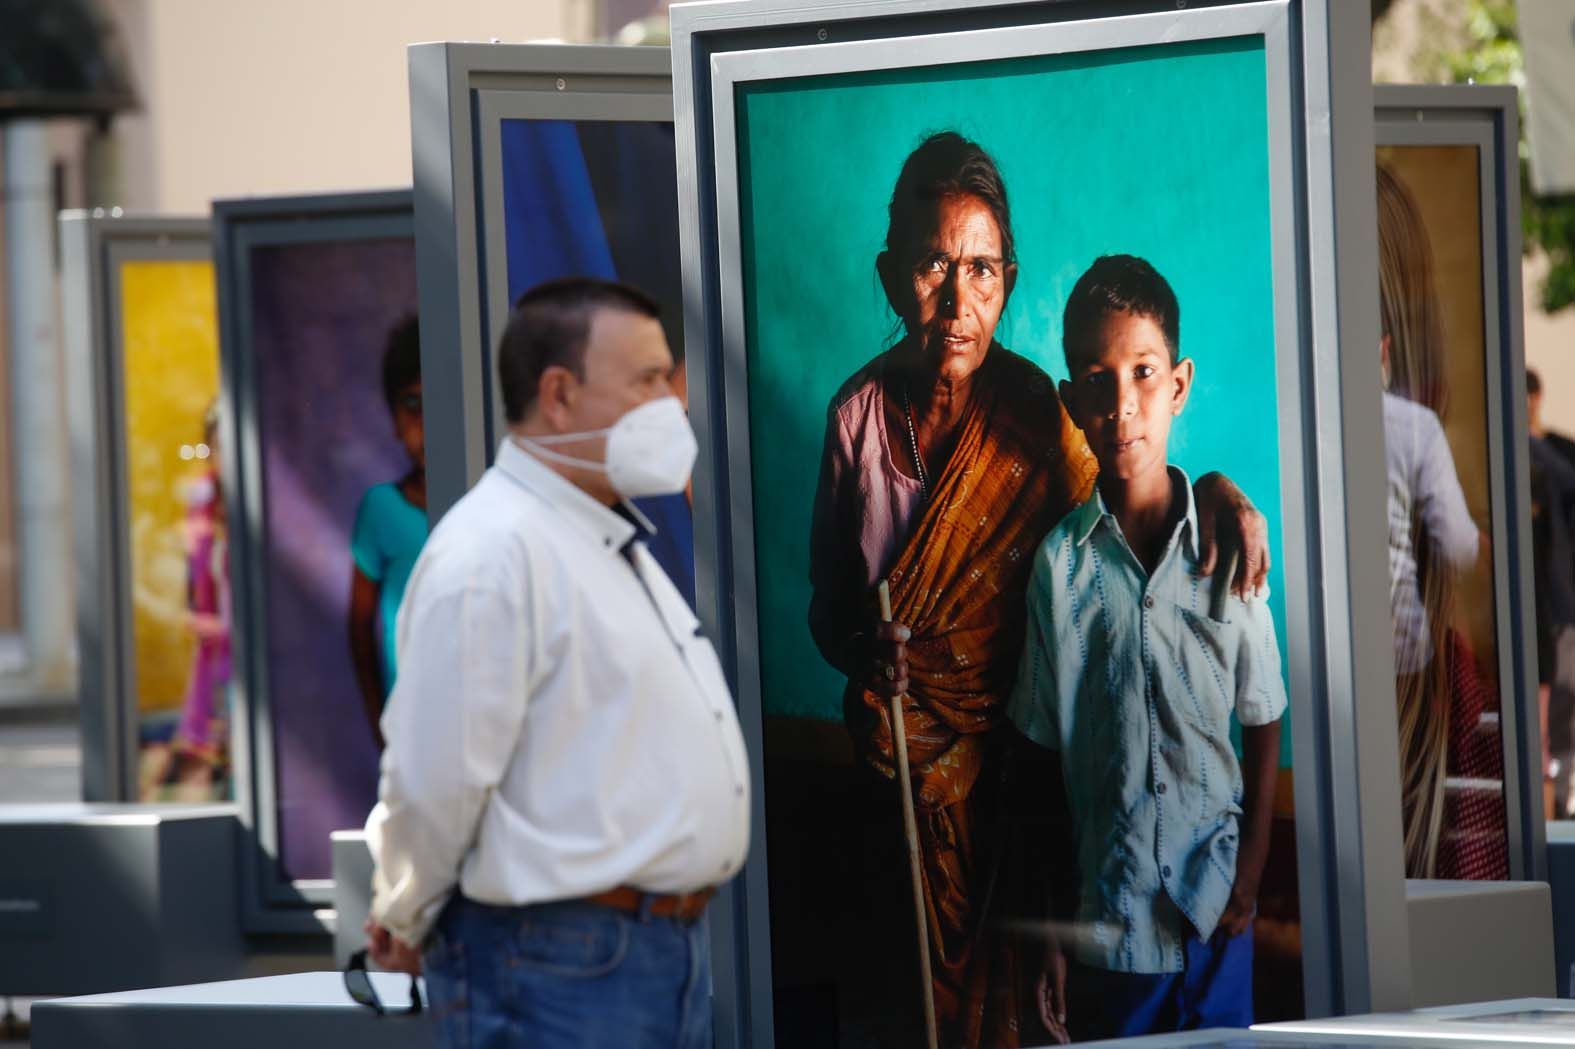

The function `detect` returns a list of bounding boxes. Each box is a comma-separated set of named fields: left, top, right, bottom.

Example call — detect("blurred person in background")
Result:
left=1528, top=368, right=1575, bottom=816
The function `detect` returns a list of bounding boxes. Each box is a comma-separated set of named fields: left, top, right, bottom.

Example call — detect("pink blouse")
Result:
left=808, top=352, right=925, bottom=671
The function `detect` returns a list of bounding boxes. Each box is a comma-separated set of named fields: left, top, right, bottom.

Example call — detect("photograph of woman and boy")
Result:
left=733, top=35, right=1300, bottom=1049
left=807, top=132, right=1280, bottom=1048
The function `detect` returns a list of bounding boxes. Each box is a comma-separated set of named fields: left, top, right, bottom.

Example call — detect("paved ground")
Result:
left=0, top=711, right=79, bottom=805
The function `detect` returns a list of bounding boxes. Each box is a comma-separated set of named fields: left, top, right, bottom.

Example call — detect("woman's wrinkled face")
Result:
left=897, top=193, right=1014, bottom=384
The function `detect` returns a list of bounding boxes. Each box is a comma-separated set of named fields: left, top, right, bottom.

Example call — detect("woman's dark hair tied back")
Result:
left=884, top=131, right=1016, bottom=268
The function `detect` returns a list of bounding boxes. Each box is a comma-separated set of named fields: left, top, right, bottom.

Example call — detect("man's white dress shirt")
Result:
left=365, top=439, right=751, bottom=945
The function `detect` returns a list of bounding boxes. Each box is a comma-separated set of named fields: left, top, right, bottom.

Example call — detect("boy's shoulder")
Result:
left=1029, top=490, right=1104, bottom=581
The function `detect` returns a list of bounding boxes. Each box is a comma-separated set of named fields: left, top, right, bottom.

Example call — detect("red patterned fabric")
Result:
left=1436, top=628, right=1510, bottom=880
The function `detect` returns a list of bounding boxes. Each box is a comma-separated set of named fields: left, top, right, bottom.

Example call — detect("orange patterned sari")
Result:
left=846, top=348, right=1096, bottom=1048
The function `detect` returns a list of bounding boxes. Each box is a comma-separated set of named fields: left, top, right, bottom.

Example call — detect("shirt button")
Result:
left=734, top=784, right=745, bottom=797
left=1161, top=864, right=1172, bottom=880
left=1144, top=595, right=1155, bottom=609
left=714, top=710, right=723, bottom=722
left=1157, top=782, right=1168, bottom=795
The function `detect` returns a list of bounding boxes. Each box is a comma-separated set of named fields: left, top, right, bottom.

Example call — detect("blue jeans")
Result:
left=422, top=896, right=712, bottom=1049
left=1068, top=924, right=1255, bottom=1041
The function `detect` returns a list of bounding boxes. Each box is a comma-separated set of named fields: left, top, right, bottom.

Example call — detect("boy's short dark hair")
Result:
left=1062, top=254, right=1180, bottom=366
left=1528, top=368, right=1542, bottom=396
left=382, top=315, right=422, bottom=412
left=497, top=277, right=662, bottom=424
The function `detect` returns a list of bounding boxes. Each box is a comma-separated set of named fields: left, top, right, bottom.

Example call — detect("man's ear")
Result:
left=536, top=365, right=579, bottom=430
left=1171, top=357, right=1195, bottom=416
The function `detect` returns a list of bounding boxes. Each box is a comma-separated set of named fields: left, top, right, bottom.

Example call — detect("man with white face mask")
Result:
left=362, top=277, right=750, bottom=1049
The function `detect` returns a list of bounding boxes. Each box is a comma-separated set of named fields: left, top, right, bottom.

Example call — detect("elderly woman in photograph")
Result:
left=808, top=131, right=1270, bottom=1048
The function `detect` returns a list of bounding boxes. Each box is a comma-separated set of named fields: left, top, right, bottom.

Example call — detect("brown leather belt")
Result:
left=586, top=885, right=716, bottom=923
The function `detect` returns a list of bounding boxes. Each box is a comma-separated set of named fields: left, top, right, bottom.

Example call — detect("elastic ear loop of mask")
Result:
left=513, top=434, right=606, bottom=474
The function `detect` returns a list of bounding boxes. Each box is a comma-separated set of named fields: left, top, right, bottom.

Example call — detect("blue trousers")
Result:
left=1068, top=925, right=1254, bottom=1041
left=422, top=896, right=712, bottom=1049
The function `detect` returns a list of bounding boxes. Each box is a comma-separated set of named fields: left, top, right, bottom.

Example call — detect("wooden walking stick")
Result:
left=878, top=580, right=939, bottom=1049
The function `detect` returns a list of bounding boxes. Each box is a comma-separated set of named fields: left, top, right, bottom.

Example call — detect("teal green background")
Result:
left=737, top=36, right=1288, bottom=755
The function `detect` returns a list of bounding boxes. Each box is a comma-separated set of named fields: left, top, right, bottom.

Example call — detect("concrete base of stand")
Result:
left=31, top=971, right=432, bottom=1049
left=1405, top=879, right=1555, bottom=1007
left=1546, top=822, right=1575, bottom=996
left=330, top=829, right=373, bottom=968
left=0, top=803, right=245, bottom=996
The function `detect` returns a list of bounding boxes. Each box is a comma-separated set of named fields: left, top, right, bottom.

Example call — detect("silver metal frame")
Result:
left=1088, top=1030, right=1494, bottom=1049
left=60, top=211, right=215, bottom=805
left=212, top=189, right=414, bottom=935
left=671, top=0, right=1408, bottom=1042
left=1373, top=84, right=1543, bottom=883
left=406, top=42, right=673, bottom=522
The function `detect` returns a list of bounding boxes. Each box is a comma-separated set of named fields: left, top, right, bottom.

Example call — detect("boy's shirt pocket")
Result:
left=1169, top=606, right=1241, bottom=735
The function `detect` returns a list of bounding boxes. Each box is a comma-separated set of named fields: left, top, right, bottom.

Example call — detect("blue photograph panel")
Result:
left=498, top=117, right=693, bottom=604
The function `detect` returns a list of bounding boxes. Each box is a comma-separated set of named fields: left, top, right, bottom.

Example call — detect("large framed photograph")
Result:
left=213, top=190, right=419, bottom=932
left=60, top=213, right=231, bottom=808
left=673, top=1, right=1404, bottom=1046
left=1371, top=85, right=1541, bottom=884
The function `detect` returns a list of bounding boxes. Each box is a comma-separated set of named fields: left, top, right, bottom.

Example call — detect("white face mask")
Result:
left=516, top=395, right=697, bottom=499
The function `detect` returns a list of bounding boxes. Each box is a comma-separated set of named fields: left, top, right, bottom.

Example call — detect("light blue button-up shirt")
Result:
left=1007, top=468, right=1287, bottom=974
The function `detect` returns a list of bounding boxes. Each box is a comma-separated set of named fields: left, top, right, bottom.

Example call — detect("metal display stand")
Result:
left=58, top=211, right=215, bottom=804
left=406, top=42, right=673, bottom=522
left=669, top=1, right=1405, bottom=1044
left=1084, top=1031, right=1522, bottom=1049
left=1548, top=821, right=1575, bottom=997
left=329, top=829, right=373, bottom=969
left=212, top=190, right=413, bottom=935
left=1263, top=997, right=1575, bottom=1043
left=1373, top=83, right=1543, bottom=883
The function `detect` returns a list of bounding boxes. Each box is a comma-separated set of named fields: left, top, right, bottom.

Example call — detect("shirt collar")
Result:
left=494, top=437, right=655, bottom=554
left=1074, top=466, right=1201, bottom=562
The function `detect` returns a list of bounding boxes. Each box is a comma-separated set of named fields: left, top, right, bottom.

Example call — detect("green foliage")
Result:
left=1410, top=0, right=1575, bottom=312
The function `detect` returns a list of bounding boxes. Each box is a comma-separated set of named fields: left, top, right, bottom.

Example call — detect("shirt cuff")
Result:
left=370, top=885, right=450, bottom=948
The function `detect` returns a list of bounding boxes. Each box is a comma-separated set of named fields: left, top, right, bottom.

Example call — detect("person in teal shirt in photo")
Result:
left=350, top=316, right=428, bottom=749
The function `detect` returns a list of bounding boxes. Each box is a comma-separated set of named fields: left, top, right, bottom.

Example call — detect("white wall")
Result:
left=106, top=0, right=587, bottom=214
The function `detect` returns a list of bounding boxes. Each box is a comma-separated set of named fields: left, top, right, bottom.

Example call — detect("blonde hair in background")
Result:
left=1378, top=163, right=1449, bottom=418
left=1377, top=161, right=1455, bottom=878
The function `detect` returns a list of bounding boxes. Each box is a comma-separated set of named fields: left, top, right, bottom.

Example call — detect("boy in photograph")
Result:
left=348, top=316, right=428, bottom=750
left=1008, top=254, right=1286, bottom=1041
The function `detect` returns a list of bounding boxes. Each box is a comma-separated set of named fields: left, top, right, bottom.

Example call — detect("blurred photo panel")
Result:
left=119, top=258, right=229, bottom=803
left=248, top=236, right=421, bottom=882
left=499, top=117, right=694, bottom=600
left=1375, top=146, right=1510, bottom=878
